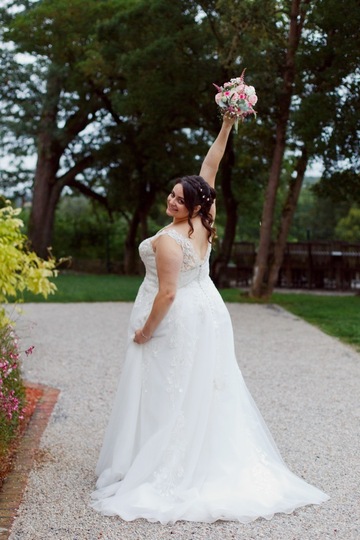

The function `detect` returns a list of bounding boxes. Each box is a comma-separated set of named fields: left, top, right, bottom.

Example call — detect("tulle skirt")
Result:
left=91, top=278, right=329, bottom=523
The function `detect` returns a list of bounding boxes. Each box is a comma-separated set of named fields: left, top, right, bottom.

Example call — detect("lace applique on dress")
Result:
left=156, top=229, right=207, bottom=271
left=153, top=412, right=186, bottom=497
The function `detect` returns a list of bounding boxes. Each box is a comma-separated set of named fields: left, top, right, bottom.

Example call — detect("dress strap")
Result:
left=156, top=228, right=188, bottom=247
left=156, top=229, right=201, bottom=270
left=157, top=228, right=212, bottom=269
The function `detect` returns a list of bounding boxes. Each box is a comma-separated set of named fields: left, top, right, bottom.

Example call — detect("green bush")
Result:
left=0, top=199, right=58, bottom=462
left=0, top=324, right=27, bottom=461
left=52, top=196, right=128, bottom=262
left=335, top=207, right=360, bottom=242
left=0, top=201, right=57, bottom=321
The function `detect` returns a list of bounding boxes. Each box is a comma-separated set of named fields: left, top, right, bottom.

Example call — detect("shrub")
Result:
left=335, top=207, right=360, bottom=242
left=0, top=200, right=58, bottom=322
left=0, top=199, right=57, bottom=463
left=0, top=324, right=27, bottom=459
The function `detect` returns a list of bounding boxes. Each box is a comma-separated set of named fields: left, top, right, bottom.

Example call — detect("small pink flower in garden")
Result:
left=0, top=388, right=21, bottom=419
left=25, top=345, right=35, bottom=356
left=0, top=325, right=28, bottom=423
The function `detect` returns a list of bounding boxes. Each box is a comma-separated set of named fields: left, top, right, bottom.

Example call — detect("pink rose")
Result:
left=236, top=84, right=245, bottom=93
left=248, top=93, right=258, bottom=105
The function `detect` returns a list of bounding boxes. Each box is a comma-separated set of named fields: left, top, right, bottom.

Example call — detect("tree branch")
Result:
left=56, top=153, right=110, bottom=210
left=57, top=154, right=95, bottom=186
left=89, top=81, right=123, bottom=126
left=66, top=178, right=109, bottom=209
left=59, top=99, right=100, bottom=150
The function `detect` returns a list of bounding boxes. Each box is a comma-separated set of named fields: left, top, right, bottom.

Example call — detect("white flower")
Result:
left=245, top=85, right=256, bottom=96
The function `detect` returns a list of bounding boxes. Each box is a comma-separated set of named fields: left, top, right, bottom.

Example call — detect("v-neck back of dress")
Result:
left=156, top=228, right=211, bottom=266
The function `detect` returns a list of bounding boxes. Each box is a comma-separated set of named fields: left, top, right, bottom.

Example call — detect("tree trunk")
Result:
left=124, top=211, right=142, bottom=275
left=211, top=133, right=238, bottom=287
left=123, top=186, right=156, bottom=274
left=28, top=67, right=101, bottom=257
left=29, top=159, right=63, bottom=258
left=28, top=69, right=63, bottom=257
left=250, top=0, right=309, bottom=298
left=266, top=147, right=309, bottom=297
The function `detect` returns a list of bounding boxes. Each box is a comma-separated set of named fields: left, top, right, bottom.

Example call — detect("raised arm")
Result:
left=199, top=114, right=235, bottom=188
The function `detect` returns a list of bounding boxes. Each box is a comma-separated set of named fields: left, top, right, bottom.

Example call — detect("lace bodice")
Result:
left=138, top=228, right=211, bottom=288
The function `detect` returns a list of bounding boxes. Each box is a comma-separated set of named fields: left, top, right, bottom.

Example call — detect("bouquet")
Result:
left=213, top=69, right=258, bottom=132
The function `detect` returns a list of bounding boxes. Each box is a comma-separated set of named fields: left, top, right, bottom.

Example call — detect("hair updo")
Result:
left=174, top=175, right=216, bottom=241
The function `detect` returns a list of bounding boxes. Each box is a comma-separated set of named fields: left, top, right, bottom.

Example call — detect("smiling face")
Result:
left=166, top=183, right=189, bottom=221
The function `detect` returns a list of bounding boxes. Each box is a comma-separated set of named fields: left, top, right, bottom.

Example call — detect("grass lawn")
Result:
left=20, top=273, right=143, bottom=303
left=221, top=288, right=360, bottom=351
left=15, top=273, right=360, bottom=351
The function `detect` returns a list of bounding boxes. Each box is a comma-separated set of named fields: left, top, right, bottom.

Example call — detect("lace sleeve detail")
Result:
left=157, top=229, right=197, bottom=271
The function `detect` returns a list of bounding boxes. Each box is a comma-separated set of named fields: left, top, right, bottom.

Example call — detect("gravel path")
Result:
left=9, top=302, right=360, bottom=540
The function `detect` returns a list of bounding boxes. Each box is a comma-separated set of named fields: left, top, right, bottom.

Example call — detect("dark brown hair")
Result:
left=174, top=175, right=216, bottom=241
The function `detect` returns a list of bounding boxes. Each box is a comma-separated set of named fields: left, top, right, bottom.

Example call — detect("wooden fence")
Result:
left=228, top=241, right=360, bottom=290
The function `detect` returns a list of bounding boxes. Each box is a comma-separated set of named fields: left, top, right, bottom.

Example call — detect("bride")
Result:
left=91, top=114, right=329, bottom=523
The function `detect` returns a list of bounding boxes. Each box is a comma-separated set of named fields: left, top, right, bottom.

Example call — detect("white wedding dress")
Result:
left=91, top=228, right=329, bottom=523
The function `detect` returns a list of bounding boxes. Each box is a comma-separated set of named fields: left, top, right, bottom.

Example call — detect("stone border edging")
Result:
left=0, top=383, right=60, bottom=540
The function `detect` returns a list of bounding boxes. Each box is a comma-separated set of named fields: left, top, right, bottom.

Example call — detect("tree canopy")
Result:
left=1, top=0, right=359, bottom=291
